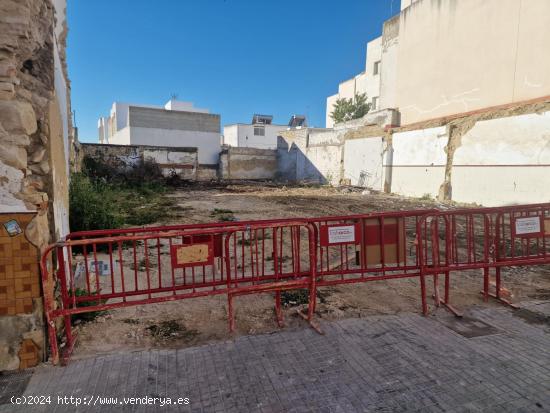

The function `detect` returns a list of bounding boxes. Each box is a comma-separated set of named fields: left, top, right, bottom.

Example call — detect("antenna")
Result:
left=170, top=93, right=178, bottom=100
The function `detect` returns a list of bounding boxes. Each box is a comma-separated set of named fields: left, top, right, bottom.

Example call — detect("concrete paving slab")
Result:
left=1, top=305, right=549, bottom=412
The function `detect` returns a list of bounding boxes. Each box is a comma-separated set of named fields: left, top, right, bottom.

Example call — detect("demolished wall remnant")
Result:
left=0, top=0, right=72, bottom=370
left=220, top=147, right=277, bottom=180
left=79, top=143, right=199, bottom=180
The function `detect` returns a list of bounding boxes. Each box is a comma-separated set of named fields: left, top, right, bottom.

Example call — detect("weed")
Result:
left=146, top=320, right=199, bottom=341
left=70, top=288, right=107, bottom=323
left=280, top=289, right=330, bottom=307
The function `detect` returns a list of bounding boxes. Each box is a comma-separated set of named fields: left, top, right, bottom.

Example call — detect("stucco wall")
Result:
left=387, top=126, right=448, bottom=198
left=110, top=126, right=220, bottom=165
left=222, top=124, right=285, bottom=150
left=220, top=147, right=277, bottom=180
left=223, top=124, right=239, bottom=147
left=451, top=111, right=550, bottom=206
left=343, top=137, right=384, bottom=190
left=396, top=0, right=550, bottom=125
left=326, top=94, right=338, bottom=128
left=80, top=143, right=198, bottom=180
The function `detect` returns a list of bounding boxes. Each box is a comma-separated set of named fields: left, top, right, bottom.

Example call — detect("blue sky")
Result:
left=68, top=0, right=396, bottom=142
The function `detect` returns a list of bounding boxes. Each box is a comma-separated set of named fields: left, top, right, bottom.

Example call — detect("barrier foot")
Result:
left=296, top=309, right=324, bottom=335
left=432, top=294, right=462, bottom=317
left=479, top=291, right=519, bottom=309
left=275, top=291, right=284, bottom=328
left=60, top=331, right=78, bottom=366
left=228, top=295, right=236, bottom=333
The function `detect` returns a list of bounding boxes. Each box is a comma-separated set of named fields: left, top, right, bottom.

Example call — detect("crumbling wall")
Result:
left=79, top=143, right=199, bottom=180
left=450, top=111, right=550, bottom=206
left=0, top=0, right=72, bottom=370
left=219, top=147, right=277, bottom=180
left=388, top=126, right=448, bottom=199
left=343, top=136, right=384, bottom=189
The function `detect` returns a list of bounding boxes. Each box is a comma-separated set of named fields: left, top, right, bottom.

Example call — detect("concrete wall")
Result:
left=79, top=143, right=198, bottom=180
left=389, top=126, right=448, bottom=199
left=222, top=124, right=286, bottom=150
left=451, top=112, right=550, bottom=206
left=343, top=137, right=384, bottom=190
left=365, top=37, right=382, bottom=109
left=326, top=94, right=339, bottom=128
left=219, top=147, right=277, bottom=180
left=379, top=15, right=399, bottom=111
left=395, top=0, right=550, bottom=125
left=223, top=124, right=239, bottom=147
left=126, top=126, right=220, bottom=165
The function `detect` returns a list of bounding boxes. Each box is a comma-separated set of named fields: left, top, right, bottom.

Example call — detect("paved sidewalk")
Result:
left=2, top=305, right=549, bottom=412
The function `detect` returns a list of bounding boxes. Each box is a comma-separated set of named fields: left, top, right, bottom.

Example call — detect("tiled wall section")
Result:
left=0, top=213, right=40, bottom=316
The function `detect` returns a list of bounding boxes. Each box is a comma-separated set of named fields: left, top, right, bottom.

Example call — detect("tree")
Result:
left=330, top=93, right=371, bottom=124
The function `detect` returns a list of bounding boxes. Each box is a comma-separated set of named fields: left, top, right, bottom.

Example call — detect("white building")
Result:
left=98, top=99, right=221, bottom=164
left=223, top=114, right=288, bottom=149
left=326, top=37, right=382, bottom=128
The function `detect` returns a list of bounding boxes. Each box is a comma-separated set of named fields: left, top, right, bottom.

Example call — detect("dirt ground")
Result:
left=72, top=183, right=550, bottom=359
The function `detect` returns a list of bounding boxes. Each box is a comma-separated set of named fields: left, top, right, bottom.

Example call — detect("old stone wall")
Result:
left=79, top=143, right=199, bottom=180
left=219, top=147, right=277, bottom=180
left=0, top=0, right=72, bottom=370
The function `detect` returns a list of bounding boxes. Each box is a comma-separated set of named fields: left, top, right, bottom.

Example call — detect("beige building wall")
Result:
left=395, top=0, right=550, bottom=125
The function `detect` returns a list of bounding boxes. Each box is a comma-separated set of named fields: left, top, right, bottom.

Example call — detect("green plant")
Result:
left=330, top=92, right=371, bottom=124
left=211, top=208, right=236, bottom=222
left=420, top=193, right=433, bottom=200
left=69, top=173, right=123, bottom=233
left=70, top=288, right=107, bottom=323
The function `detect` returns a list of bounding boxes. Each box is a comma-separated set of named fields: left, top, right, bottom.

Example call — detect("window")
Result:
left=373, top=60, right=381, bottom=75
left=371, top=96, right=379, bottom=110
left=253, top=126, right=265, bottom=136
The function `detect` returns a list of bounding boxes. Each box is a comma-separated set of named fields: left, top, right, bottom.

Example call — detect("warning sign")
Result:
left=514, top=216, right=542, bottom=237
left=320, top=223, right=360, bottom=246
left=328, top=226, right=355, bottom=244
left=171, top=242, right=213, bottom=268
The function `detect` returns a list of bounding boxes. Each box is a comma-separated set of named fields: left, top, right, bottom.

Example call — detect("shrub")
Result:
left=69, top=173, right=123, bottom=233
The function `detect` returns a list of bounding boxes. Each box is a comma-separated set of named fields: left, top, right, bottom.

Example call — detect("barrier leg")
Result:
left=47, top=318, right=59, bottom=365
left=444, top=271, right=450, bottom=304
left=431, top=272, right=462, bottom=317
left=274, top=290, right=284, bottom=328
left=483, top=267, right=490, bottom=302
left=481, top=267, right=519, bottom=309
left=420, top=273, right=428, bottom=316
left=433, top=273, right=440, bottom=307
left=227, top=293, right=236, bottom=333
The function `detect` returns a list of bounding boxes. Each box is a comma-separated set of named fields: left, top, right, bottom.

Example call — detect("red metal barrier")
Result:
left=41, top=202, right=550, bottom=365
left=417, top=203, right=550, bottom=316
left=41, top=221, right=318, bottom=364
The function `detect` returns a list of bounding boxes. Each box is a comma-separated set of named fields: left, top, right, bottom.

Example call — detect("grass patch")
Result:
left=146, top=320, right=199, bottom=341
left=280, top=289, right=330, bottom=307
left=70, top=157, right=180, bottom=233
left=210, top=208, right=236, bottom=222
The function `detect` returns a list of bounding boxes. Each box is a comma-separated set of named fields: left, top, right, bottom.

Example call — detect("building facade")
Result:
left=326, top=0, right=550, bottom=127
left=98, top=99, right=221, bottom=165
left=223, top=114, right=287, bottom=150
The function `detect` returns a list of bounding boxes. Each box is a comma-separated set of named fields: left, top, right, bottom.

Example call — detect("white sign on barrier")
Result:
left=328, top=225, right=356, bottom=244
left=514, top=217, right=541, bottom=236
